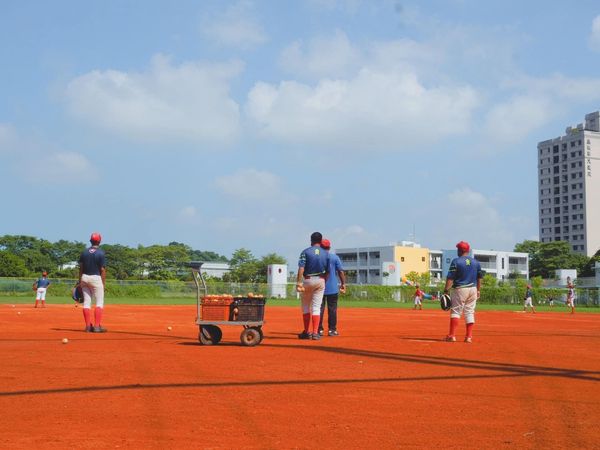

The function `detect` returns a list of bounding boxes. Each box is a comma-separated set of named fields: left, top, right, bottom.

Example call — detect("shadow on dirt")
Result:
left=1, top=339, right=598, bottom=398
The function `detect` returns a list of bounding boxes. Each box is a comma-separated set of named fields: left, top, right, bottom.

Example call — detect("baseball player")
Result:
left=413, top=283, right=424, bottom=310
left=523, top=284, right=536, bottom=313
left=296, top=232, right=330, bottom=340
left=79, top=232, right=107, bottom=333
left=317, top=239, right=346, bottom=336
left=443, top=241, right=483, bottom=343
left=33, top=271, right=51, bottom=308
left=566, top=281, right=576, bottom=314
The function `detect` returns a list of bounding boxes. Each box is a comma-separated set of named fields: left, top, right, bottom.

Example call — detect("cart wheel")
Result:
left=240, top=327, right=261, bottom=346
left=199, top=325, right=222, bottom=345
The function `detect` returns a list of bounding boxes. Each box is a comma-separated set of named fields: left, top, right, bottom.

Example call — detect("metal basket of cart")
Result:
left=189, top=261, right=266, bottom=346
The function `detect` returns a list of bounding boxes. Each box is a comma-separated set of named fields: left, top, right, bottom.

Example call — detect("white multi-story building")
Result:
left=335, top=244, right=528, bottom=285
left=537, top=111, right=600, bottom=257
left=440, top=249, right=529, bottom=281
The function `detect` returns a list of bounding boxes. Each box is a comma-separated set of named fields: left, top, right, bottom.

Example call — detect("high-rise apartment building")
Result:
left=537, top=111, right=600, bottom=256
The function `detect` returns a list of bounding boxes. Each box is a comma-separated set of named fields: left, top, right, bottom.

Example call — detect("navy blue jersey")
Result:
left=298, top=245, right=329, bottom=276
left=79, top=246, right=106, bottom=275
left=446, top=255, right=483, bottom=288
left=36, top=278, right=50, bottom=288
left=525, top=289, right=532, bottom=298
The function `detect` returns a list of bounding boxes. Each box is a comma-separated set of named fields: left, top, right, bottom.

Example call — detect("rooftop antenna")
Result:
left=408, top=223, right=417, bottom=243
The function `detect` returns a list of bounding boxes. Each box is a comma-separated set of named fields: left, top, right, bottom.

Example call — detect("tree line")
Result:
left=0, top=235, right=286, bottom=282
left=514, top=240, right=599, bottom=279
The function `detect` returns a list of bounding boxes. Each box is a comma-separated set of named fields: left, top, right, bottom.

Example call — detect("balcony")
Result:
left=508, top=264, right=528, bottom=272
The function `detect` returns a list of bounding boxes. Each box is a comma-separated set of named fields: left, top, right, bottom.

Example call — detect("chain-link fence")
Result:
left=1, top=277, right=598, bottom=307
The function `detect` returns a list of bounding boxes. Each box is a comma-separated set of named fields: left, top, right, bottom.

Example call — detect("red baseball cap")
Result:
left=90, top=232, right=102, bottom=244
left=456, top=241, right=470, bottom=252
left=321, top=239, right=331, bottom=249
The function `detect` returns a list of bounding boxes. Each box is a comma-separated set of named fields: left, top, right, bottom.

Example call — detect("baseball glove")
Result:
left=72, top=284, right=84, bottom=304
left=32, top=282, right=38, bottom=291
left=440, top=293, right=452, bottom=311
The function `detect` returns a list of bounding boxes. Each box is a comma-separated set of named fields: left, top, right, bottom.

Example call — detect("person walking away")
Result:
left=443, top=241, right=483, bottom=343
left=79, top=232, right=107, bottom=333
left=317, top=238, right=346, bottom=336
left=296, top=232, right=329, bottom=340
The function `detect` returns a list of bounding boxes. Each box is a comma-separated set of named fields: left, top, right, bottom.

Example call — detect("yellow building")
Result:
left=336, top=242, right=431, bottom=285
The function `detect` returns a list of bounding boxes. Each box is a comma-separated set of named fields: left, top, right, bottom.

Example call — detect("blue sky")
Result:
left=2, top=0, right=600, bottom=264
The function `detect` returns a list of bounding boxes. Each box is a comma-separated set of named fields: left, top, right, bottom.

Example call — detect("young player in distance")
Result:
left=523, top=284, right=536, bottom=313
left=33, top=271, right=50, bottom=308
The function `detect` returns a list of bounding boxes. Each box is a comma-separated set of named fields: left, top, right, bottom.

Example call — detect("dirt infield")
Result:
left=0, top=304, right=598, bottom=449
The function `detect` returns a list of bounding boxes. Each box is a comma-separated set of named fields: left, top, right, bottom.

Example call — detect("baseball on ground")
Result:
left=167, top=326, right=172, bottom=331
left=62, top=338, right=69, bottom=344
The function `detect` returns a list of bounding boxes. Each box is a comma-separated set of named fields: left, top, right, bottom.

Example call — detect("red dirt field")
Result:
left=1, top=304, right=599, bottom=449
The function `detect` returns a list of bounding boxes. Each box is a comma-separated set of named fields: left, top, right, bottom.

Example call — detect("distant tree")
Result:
left=102, top=244, right=139, bottom=279
left=256, top=253, right=287, bottom=282
left=530, top=276, right=543, bottom=289
left=579, top=248, right=600, bottom=277
left=225, top=248, right=259, bottom=282
left=481, top=273, right=497, bottom=288
left=514, top=240, right=588, bottom=278
left=0, top=251, right=28, bottom=277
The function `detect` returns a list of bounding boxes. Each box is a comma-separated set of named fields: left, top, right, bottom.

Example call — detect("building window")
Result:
left=401, top=257, right=404, bottom=262
left=421, top=257, right=425, bottom=262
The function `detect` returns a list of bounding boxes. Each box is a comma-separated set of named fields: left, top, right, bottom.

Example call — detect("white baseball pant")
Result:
left=80, top=274, right=105, bottom=309
left=450, top=286, right=477, bottom=324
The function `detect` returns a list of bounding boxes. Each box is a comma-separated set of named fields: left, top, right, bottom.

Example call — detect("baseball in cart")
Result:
left=189, top=262, right=266, bottom=346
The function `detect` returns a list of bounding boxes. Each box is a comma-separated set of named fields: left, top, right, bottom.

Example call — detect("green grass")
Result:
left=2, top=296, right=598, bottom=312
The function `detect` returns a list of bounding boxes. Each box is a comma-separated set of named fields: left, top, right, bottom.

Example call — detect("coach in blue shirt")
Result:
left=443, top=241, right=483, bottom=343
left=317, top=238, right=346, bottom=336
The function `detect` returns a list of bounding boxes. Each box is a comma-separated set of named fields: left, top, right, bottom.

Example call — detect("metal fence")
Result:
left=1, top=278, right=598, bottom=306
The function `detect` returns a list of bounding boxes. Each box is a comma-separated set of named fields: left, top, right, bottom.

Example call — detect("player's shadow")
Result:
left=1, top=340, right=598, bottom=399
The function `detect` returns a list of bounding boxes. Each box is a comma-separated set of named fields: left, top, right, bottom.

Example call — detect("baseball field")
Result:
left=1, top=302, right=599, bottom=449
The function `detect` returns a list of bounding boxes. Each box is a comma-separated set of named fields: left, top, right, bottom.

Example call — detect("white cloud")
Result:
left=435, top=188, right=532, bottom=250
left=179, top=206, right=198, bottom=219
left=201, top=1, right=267, bottom=49
left=65, top=54, right=242, bottom=144
left=328, top=225, right=379, bottom=248
left=176, top=206, right=202, bottom=225
left=280, top=30, right=361, bottom=79
left=214, top=168, right=288, bottom=202
left=246, top=69, right=479, bottom=151
left=27, top=152, right=97, bottom=183
left=305, top=0, right=362, bottom=14
left=590, top=15, right=600, bottom=51
left=0, top=123, right=18, bottom=152
left=482, top=95, right=555, bottom=144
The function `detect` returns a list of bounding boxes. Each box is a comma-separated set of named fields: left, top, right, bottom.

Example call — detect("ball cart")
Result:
left=189, top=262, right=266, bottom=346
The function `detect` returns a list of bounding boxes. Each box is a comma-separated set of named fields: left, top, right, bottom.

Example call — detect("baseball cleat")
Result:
left=328, top=330, right=339, bottom=336
left=318, top=329, right=324, bottom=336
left=464, top=337, right=472, bottom=343
left=311, top=333, right=321, bottom=340
left=444, top=335, right=456, bottom=342
left=85, top=325, right=94, bottom=333
left=297, top=331, right=311, bottom=340
left=93, top=326, right=107, bottom=333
